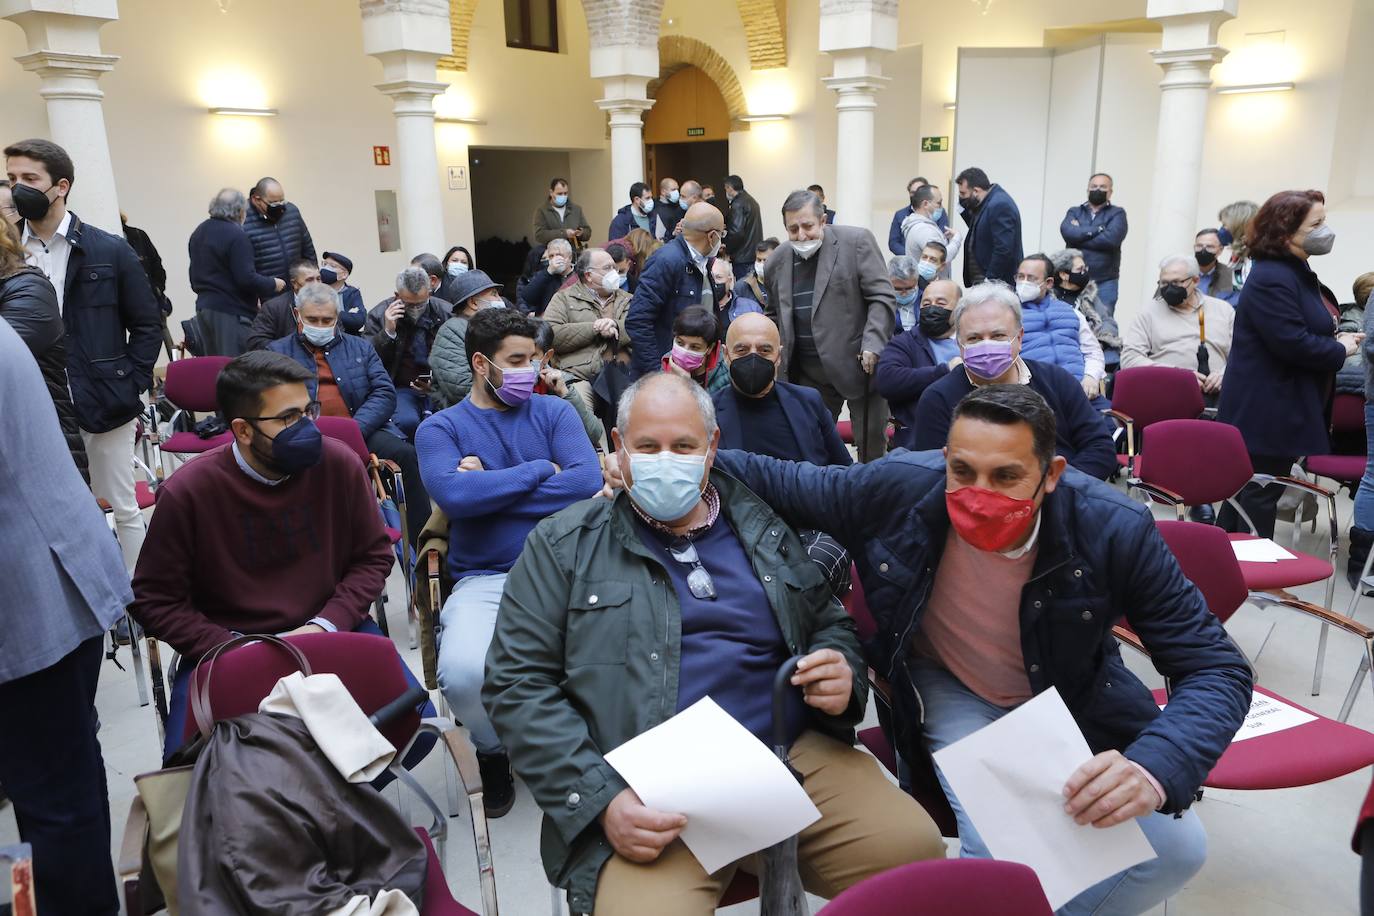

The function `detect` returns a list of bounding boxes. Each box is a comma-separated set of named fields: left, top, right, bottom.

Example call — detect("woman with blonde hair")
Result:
left=1218, top=199, right=1259, bottom=293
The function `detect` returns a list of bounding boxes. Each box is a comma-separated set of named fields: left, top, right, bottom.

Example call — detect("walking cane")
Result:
left=759, top=656, right=811, bottom=916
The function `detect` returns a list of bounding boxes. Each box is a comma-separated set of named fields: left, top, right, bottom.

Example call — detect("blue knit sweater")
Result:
left=415, top=394, right=603, bottom=580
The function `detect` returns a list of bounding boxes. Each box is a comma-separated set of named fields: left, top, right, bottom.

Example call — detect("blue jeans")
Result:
left=1095, top=278, right=1119, bottom=315
left=393, top=387, right=430, bottom=441
left=909, top=660, right=1207, bottom=916
left=1354, top=401, right=1374, bottom=531
left=437, top=572, right=507, bottom=754
left=163, top=618, right=436, bottom=772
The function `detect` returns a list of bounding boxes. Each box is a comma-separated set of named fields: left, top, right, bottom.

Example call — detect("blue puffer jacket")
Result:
left=712, top=448, right=1253, bottom=814
left=625, top=235, right=710, bottom=377
left=268, top=330, right=397, bottom=439
left=241, top=202, right=317, bottom=282
left=1020, top=296, right=1085, bottom=379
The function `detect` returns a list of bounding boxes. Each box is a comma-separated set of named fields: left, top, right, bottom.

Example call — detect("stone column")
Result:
left=1143, top=0, right=1237, bottom=301
left=361, top=0, right=451, bottom=255
left=591, top=43, right=659, bottom=215
left=820, top=1, right=895, bottom=235
left=3, top=0, right=122, bottom=231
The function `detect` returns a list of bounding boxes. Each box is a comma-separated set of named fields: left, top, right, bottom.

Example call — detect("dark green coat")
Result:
left=482, top=470, right=866, bottom=913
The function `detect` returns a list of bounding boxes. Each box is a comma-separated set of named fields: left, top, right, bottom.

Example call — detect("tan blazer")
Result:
left=543, top=282, right=633, bottom=381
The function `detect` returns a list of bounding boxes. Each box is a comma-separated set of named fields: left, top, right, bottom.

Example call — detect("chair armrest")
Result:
left=1128, top=479, right=1185, bottom=505
left=416, top=549, right=442, bottom=690
left=432, top=719, right=500, bottom=916
left=440, top=723, right=484, bottom=796
left=1252, top=474, right=1336, bottom=501
left=1112, top=624, right=1149, bottom=657
left=1104, top=411, right=1136, bottom=456
left=1252, top=593, right=1374, bottom=641
left=118, top=797, right=148, bottom=916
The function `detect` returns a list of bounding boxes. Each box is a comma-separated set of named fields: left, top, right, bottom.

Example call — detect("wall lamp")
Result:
left=208, top=106, right=277, bottom=117
left=436, top=116, right=486, bottom=125
left=1216, top=82, right=1295, bottom=95
left=739, top=114, right=789, bottom=122
left=943, top=102, right=957, bottom=111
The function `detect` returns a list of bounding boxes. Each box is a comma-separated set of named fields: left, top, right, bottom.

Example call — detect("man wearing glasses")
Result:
left=484, top=372, right=945, bottom=916
left=130, top=351, right=422, bottom=762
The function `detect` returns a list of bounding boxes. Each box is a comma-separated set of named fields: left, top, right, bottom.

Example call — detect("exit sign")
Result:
left=373, top=145, right=391, bottom=166
left=686, top=127, right=705, bottom=137
left=921, top=136, right=949, bottom=153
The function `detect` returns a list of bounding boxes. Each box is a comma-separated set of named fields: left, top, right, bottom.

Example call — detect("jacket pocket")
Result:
left=70, top=354, right=144, bottom=432
left=72, top=263, right=122, bottom=358
left=565, top=580, right=632, bottom=667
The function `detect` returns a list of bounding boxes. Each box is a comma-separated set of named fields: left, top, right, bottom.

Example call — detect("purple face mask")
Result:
left=488, top=363, right=538, bottom=406
left=962, top=340, right=1015, bottom=380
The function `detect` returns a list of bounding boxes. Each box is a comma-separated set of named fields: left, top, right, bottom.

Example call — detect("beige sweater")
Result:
left=1121, top=293, right=1234, bottom=375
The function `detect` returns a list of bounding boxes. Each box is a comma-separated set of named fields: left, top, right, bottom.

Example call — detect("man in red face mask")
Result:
left=711, top=382, right=1252, bottom=916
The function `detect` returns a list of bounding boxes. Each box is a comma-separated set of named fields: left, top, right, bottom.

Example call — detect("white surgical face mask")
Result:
left=793, top=239, right=821, bottom=259
left=755, top=261, right=767, bottom=278
left=302, top=323, right=336, bottom=346
left=600, top=269, right=622, bottom=293
left=641, top=198, right=654, bottom=214
left=1015, top=280, right=1042, bottom=303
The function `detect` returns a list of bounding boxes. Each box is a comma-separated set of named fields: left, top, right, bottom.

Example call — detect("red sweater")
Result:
left=130, top=439, right=393, bottom=660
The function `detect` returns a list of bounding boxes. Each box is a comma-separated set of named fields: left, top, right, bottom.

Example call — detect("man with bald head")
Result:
left=242, top=176, right=316, bottom=282
left=876, top=278, right=964, bottom=450
left=625, top=200, right=726, bottom=378
left=485, top=371, right=944, bottom=915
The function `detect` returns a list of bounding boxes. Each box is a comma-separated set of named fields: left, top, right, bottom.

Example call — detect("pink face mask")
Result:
left=670, top=343, right=707, bottom=372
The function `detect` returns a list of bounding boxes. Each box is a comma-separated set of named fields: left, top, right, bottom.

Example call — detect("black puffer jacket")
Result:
left=0, top=267, right=90, bottom=484
left=241, top=202, right=317, bottom=282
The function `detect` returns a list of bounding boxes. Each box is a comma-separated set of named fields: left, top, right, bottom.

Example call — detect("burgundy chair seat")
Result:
left=1306, top=454, right=1366, bottom=482
left=162, top=430, right=233, bottom=454
left=834, top=419, right=894, bottom=445
left=719, top=872, right=759, bottom=906
left=1155, top=687, right=1374, bottom=790
left=416, top=829, right=477, bottom=915
left=385, top=526, right=403, bottom=544
left=135, top=479, right=157, bottom=509
left=858, top=726, right=960, bottom=838
left=1226, top=534, right=1333, bottom=589
left=818, top=859, right=1052, bottom=915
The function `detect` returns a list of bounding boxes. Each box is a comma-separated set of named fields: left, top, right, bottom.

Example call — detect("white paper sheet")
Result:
left=1162, top=691, right=1317, bottom=743
left=604, top=697, right=821, bottom=874
left=1230, top=538, right=1298, bottom=563
left=932, top=688, right=1156, bottom=910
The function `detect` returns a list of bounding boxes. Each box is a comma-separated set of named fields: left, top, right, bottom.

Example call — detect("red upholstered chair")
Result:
left=1115, top=521, right=1374, bottom=792
left=1105, top=366, right=1206, bottom=474
left=1130, top=419, right=1341, bottom=693
left=153, top=356, right=233, bottom=478
left=818, top=859, right=1052, bottom=915
left=1304, top=393, right=1367, bottom=495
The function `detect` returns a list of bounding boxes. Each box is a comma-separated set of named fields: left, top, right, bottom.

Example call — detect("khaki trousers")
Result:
left=591, top=731, right=945, bottom=915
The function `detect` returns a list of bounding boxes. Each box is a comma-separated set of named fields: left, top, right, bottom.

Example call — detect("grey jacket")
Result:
left=0, top=320, right=129, bottom=684
left=763, top=225, right=896, bottom=400
left=543, top=281, right=632, bottom=381
left=429, top=314, right=472, bottom=409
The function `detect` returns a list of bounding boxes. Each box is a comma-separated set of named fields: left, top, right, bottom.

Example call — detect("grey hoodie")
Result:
left=900, top=210, right=962, bottom=278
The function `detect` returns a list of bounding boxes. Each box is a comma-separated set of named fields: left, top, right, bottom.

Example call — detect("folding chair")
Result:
left=1104, top=365, right=1206, bottom=475
left=1303, top=392, right=1367, bottom=497
left=150, top=356, right=233, bottom=480
left=0, top=843, right=36, bottom=916
left=1129, top=419, right=1340, bottom=693
left=317, top=416, right=415, bottom=646
left=818, top=859, right=1052, bottom=915
left=1114, top=521, right=1374, bottom=784
left=120, top=631, right=496, bottom=915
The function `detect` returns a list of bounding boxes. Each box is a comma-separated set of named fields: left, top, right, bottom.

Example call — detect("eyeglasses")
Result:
left=245, top=401, right=321, bottom=426
left=668, top=538, right=716, bottom=600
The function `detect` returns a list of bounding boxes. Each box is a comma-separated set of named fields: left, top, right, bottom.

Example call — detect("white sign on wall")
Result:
left=447, top=166, right=468, bottom=190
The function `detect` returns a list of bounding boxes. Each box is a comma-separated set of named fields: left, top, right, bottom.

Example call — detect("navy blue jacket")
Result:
left=607, top=204, right=653, bottom=242
left=53, top=213, right=163, bottom=433
left=625, top=235, right=710, bottom=377
left=874, top=328, right=952, bottom=449
left=713, top=380, right=853, bottom=468
left=1059, top=203, right=1129, bottom=283
left=960, top=184, right=1023, bottom=286
left=887, top=205, right=949, bottom=257
left=188, top=216, right=278, bottom=319
left=517, top=268, right=567, bottom=316
left=1217, top=255, right=1347, bottom=456
left=267, top=330, right=397, bottom=439
left=241, top=202, right=316, bottom=282
left=713, top=447, right=1252, bottom=814
left=913, top=359, right=1116, bottom=481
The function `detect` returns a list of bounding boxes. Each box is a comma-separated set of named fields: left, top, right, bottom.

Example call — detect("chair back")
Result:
left=819, top=859, right=1052, bottom=915
left=184, top=632, right=420, bottom=752
left=1333, top=393, right=1366, bottom=435
left=163, top=356, right=232, bottom=413
left=317, top=416, right=371, bottom=467
left=1111, top=366, right=1204, bottom=431
left=1137, top=419, right=1252, bottom=505
left=841, top=565, right=878, bottom=642
left=1155, top=520, right=1248, bottom=625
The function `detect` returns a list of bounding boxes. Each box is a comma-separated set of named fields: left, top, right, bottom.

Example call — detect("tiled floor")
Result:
left=3, top=483, right=1372, bottom=915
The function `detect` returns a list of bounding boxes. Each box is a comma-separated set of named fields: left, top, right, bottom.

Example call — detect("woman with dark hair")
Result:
left=1217, top=190, right=1361, bottom=537
left=438, top=245, right=475, bottom=304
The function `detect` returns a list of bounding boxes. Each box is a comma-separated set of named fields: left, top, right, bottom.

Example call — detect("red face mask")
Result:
left=945, top=477, right=1045, bottom=553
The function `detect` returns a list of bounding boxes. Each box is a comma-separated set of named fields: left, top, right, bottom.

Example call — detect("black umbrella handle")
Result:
left=772, top=656, right=806, bottom=773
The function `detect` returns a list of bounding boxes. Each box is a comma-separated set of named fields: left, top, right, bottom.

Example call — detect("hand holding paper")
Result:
left=1062, top=750, right=1162, bottom=827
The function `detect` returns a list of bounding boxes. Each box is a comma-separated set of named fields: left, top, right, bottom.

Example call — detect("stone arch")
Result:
left=435, top=0, right=478, bottom=72
left=651, top=35, right=749, bottom=130
left=736, top=0, right=787, bottom=69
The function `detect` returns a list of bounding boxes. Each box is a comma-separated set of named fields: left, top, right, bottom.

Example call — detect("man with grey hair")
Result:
left=518, top=236, right=574, bottom=316
left=365, top=264, right=452, bottom=439
left=1122, top=254, right=1234, bottom=404
left=764, top=188, right=895, bottom=461
left=188, top=186, right=285, bottom=356
left=485, top=370, right=945, bottom=914
left=912, top=281, right=1115, bottom=479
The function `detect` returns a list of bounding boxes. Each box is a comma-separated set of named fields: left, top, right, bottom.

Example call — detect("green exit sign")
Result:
left=687, top=127, right=705, bottom=137
left=921, top=136, right=950, bottom=152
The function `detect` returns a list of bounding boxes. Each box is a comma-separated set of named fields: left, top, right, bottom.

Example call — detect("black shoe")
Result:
left=1349, top=526, right=1374, bottom=593
left=1188, top=504, right=1216, bottom=525
left=477, top=751, right=515, bottom=818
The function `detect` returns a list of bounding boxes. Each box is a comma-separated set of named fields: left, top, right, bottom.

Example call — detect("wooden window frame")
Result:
left=505, top=0, right=559, bottom=54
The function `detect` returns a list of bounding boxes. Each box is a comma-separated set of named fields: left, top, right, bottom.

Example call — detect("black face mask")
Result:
left=265, top=201, right=287, bottom=222
left=919, top=306, right=953, bottom=337
left=729, top=352, right=777, bottom=397
left=1158, top=283, right=1189, bottom=308
left=1066, top=269, right=1091, bottom=289
left=319, top=267, right=338, bottom=285
left=1087, top=189, right=1108, bottom=207
left=12, top=182, right=55, bottom=222
left=1194, top=249, right=1217, bottom=268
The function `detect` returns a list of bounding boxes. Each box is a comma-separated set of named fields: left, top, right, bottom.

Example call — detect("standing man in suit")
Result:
left=532, top=177, right=591, bottom=250
left=763, top=189, right=895, bottom=462
left=955, top=167, right=1023, bottom=287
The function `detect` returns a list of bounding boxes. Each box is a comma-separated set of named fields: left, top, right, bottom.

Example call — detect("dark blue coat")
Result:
left=960, top=184, right=1023, bottom=285
left=625, top=235, right=710, bottom=377
left=713, top=447, right=1252, bottom=814
left=913, top=358, right=1116, bottom=480
left=1059, top=203, right=1128, bottom=283
left=188, top=216, right=278, bottom=319
left=874, top=328, right=952, bottom=449
left=887, top=205, right=949, bottom=257
left=712, top=380, right=853, bottom=468
left=55, top=213, right=164, bottom=433
left=1217, top=255, right=1346, bottom=456
left=241, top=202, right=316, bottom=282
left=267, top=330, right=397, bottom=439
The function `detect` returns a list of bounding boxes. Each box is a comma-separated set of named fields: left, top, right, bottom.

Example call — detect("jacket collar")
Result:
left=811, top=227, right=840, bottom=307
left=606, top=467, right=776, bottom=559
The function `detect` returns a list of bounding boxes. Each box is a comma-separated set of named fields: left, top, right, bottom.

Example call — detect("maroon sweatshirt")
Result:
left=130, top=439, right=393, bottom=660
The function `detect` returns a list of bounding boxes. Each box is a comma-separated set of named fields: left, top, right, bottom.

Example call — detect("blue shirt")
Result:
left=930, top=335, right=960, bottom=364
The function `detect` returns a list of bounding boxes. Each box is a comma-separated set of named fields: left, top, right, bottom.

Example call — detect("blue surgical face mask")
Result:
left=627, top=451, right=707, bottom=522
left=895, top=290, right=920, bottom=306
left=447, top=261, right=468, bottom=278
left=641, top=198, right=655, bottom=214
left=932, top=207, right=945, bottom=222
left=301, top=322, right=336, bottom=347
left=917, top=261, right=938, bottom=281
left=679, top=198, right=689, bottom=211
left=668, top=189, right=680, bottom=203
left=554, top=193, right=568, bottom=207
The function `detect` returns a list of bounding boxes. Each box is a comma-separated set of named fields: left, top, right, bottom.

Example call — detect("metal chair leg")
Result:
left=126, top=614, right=149, bottom=707
left=147, top=638, right=168, bottom=750
left=373, top=594, right=391, bottom=638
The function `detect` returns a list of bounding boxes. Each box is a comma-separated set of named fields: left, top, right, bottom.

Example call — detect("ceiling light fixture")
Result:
left=739, top=114, right=788, bottom=122
left=208, top=106, right=277, bottom=117
left=1216, top=81, right=1295, bottom=95
left=436, top=116, right=486, bottom=125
